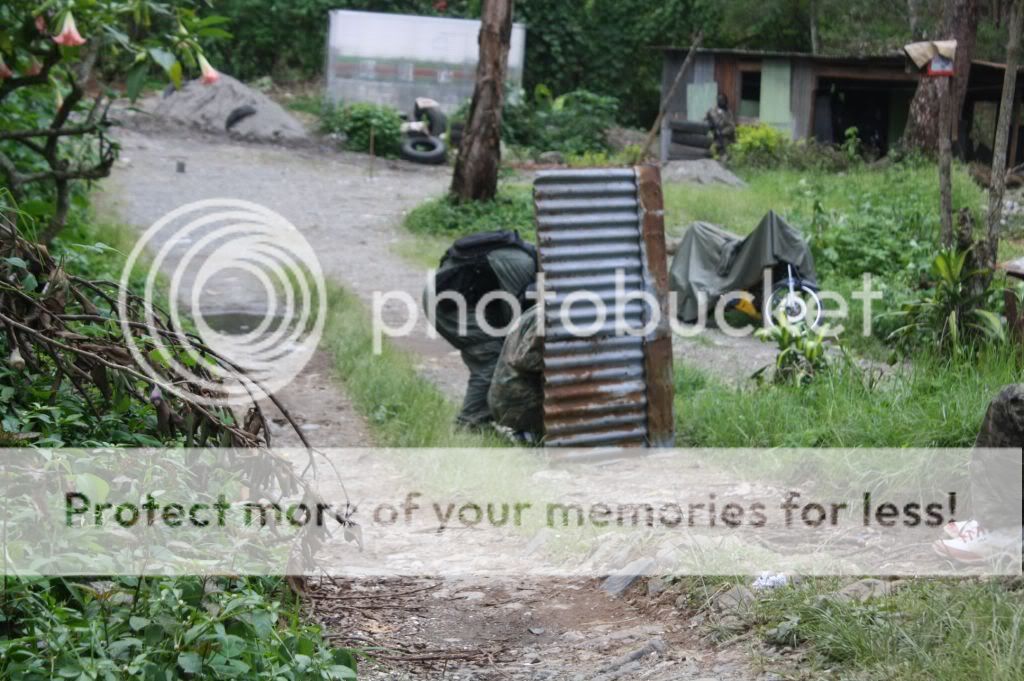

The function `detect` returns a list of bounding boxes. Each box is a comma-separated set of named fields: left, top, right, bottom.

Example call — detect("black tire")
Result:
left=669, top=119, right=710, bottom=135
left=226, top=105, right=257, bottom=131
left=425, top=108, right=448, bottom=137
left=671, top=131, right=712, bottom=148
left=400, top=135, right=447, bottom=165
left=668, top=143, right=712, bottom=161
left=413, top=103, right=449, bottom=137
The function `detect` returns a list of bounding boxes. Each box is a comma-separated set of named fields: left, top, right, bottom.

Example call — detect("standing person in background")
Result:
left=706, top=93, right=737, bottom=159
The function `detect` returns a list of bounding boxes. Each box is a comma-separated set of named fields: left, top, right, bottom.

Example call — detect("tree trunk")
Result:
left=902, top=0, right=979, bottom=153
left=449, top=0, right=513, bottom=204
left=938, top=78, right=954, bottom=247
left=985, top=0, right=1024, bottom=273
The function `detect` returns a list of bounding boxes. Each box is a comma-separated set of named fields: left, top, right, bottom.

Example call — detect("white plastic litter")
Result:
left=751, top=571, right=789, bottom=591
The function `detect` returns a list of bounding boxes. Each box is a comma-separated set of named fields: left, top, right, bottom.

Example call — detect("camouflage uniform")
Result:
left=705, top=106, right=736, bottom=157
left=488, top=305, right=544, bottom=435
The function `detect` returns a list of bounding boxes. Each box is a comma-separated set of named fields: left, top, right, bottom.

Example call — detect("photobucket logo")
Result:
left=372, top=269, right=884, bottom=352
left=118, top=199, right=326, bottom=406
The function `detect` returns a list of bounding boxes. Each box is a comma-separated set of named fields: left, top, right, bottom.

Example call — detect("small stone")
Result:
left=538, top=150, right=566, bottom=164
left=714, top=585, right=755, bottom=614
left=528, top=627, right=546, bottom=635
left=647, top=576, right=666, bottom=597
left=834, top=578, right=892, bottom=603
left=600, top=557, right=655, bottom=597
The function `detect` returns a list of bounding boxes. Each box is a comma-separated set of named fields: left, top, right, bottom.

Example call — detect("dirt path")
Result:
left=100, top=127, right=780, bottom=680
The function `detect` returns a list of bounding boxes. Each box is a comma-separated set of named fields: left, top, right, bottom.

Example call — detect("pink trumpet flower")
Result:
left=0, top=57, right=12, bottom=80
left=52, top=12, right=87, bottom=47
left=198, top=54, right=220, bottom=85
left=25, top=59, right=42, bottom=76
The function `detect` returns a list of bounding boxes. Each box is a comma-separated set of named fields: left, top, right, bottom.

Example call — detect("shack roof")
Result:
left=659, top=46, right=1024, bottom=75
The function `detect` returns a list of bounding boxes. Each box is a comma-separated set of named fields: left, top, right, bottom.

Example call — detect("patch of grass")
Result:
left=403, top=185, right=534, bottom=240
left=285, top=94, right=326, bottom=117
left=674, top=348, right=1018, bottom=448
left=321, top=283, right=495, bottom=448
left=752, top=579, right=1024, bottom=681
left=663, top=161, right=984, bottom=238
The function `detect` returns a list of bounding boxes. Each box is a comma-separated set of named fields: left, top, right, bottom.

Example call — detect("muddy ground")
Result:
left=101, top=124, right=791, bottom=680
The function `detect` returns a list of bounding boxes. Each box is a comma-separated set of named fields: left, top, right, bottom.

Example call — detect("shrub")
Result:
left=730, top=123, right=857, bottom=172
left=500, top=87, right=619, bottom=157
left=885, top=248, right=1006, bottom=357
left=404, top=186, right=534, bottom=240
left=731, top=123, right=789, bottom=167
left=320, top=102, right=402, bottom=157
left=754, top=319, right=836, bottom=385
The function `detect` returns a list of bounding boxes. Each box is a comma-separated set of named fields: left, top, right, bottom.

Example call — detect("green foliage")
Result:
left=0, top=576, right=357, bottom=680
left=204, top=1, right=463, bottom=82
left=404, top=185, right=533, bottom=240
left=751, top=579, right=1024, bottom=681
left=675, top=347, right=1019, bottom=448
left=731, top=123, right=789, bottom=167
left=320, top=102, right=402, bottom=156
left=500, top=87, right=619, bottom=157
left=754, top=320, right=835, bottom=385
left=730, top=123, right=856, bottom=171
left=886, top=249, right=1007, bottom=357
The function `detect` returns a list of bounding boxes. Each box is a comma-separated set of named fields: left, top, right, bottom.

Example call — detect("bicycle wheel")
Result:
left=763, top=283, right=823, bottom=329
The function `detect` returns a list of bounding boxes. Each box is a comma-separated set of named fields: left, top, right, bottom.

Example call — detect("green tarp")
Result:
left=669, top=211, right=818, bottom=322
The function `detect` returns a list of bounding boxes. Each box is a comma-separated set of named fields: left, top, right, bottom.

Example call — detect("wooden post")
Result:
left=642, top=33, right=703, bottom=161
left=1008, top=93, right=1022, bottom=169
left=938, top=77, right=954, bottom=248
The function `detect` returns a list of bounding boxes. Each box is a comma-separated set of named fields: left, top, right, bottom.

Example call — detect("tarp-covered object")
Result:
left=669, top=211, right=817, bottom=322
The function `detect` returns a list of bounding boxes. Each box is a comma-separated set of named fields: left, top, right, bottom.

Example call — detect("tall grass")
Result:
left=753, top=579, right=1024, bottom=681
left=675, top=349, right=1018, bottom=448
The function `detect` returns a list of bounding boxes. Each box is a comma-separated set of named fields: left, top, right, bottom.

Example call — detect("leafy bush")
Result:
left=404, top=186, right=534, bottom=240
left=885, top=248, right=1006, bottom=356
left=320, top=102, right=402, bottom=156
left=730, top=123, right=856, bottom=172
left=0, top=576, right=357, bottom=680
left=499, top=87, right=619, bottom=157
left=754, top=320, right=836, bottom=385
left=731, top=123, right=789, bottom=167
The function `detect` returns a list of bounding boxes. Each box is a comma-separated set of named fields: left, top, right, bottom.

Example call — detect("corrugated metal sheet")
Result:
left=534, top=167, right=674, bottom=449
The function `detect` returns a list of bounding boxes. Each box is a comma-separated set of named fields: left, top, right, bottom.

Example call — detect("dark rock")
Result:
left=976, top=384, right=1024, bottom=447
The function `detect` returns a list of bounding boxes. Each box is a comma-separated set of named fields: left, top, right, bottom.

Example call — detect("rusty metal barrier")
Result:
left=534, top=166, right=675, bottom=448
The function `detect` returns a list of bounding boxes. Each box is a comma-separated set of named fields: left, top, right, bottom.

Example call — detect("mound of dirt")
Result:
left=661, top=159, right=745, bottom=187
left=151, top=74, right=308, bottom=142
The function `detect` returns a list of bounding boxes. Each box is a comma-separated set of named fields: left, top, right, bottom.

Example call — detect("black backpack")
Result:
left=440, top=229, right=537, bottom=268
left=433, top=231, right=538, bottom=338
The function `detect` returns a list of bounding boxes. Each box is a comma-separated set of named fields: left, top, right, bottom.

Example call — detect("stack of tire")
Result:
left=668, top=120, right=713, bottom=161
left=400, top=102, right=448, bottom=165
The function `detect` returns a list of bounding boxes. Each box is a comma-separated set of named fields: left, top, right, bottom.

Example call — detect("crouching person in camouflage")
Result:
left=488, top=305, right=544, bottom=440
left=424, top=231, right=537, bottom=430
